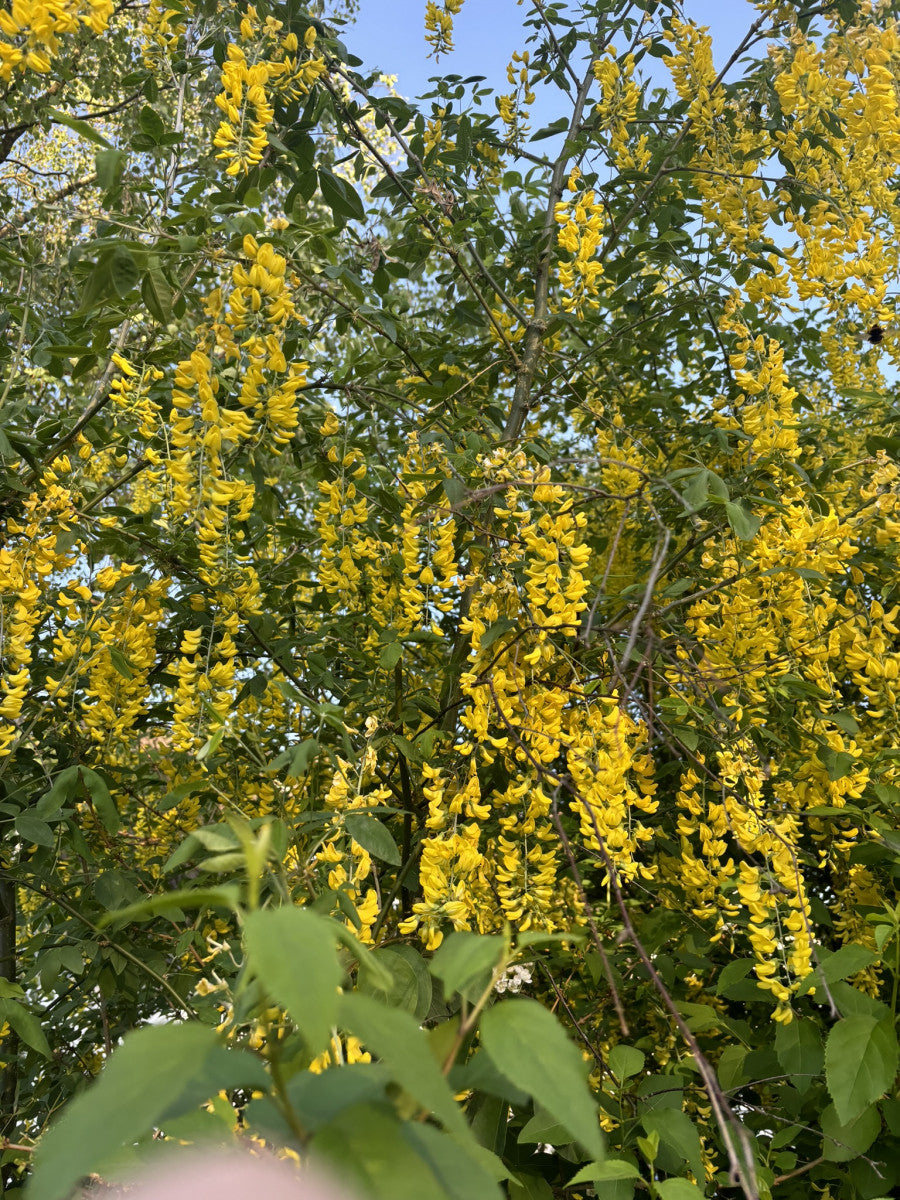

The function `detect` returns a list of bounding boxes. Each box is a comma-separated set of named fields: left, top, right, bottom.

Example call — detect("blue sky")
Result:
left=343, top=0, right=761, bottom=111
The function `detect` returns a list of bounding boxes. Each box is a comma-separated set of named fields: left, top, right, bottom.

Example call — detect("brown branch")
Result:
left=597, top=15, right=768, bottom=267
left=0, top=173, right=97, bottom=239
left=319, top=72, right=518, bottom=354
left=504, top=50, right=598, bottom=441
left=570, top=802, right=760, bottom=1200
left=772, top=1155, right=825, bottom=1186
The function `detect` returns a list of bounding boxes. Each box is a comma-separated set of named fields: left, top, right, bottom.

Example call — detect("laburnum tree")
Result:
left=2, top=0, right=900, bottom=1196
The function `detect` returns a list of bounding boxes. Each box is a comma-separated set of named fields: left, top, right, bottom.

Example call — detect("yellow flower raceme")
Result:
left=0, top=482, right=79, bottom=755
left=213, top=10, right=325, bottom=177
left=0, top=0, right=112, bottom=81
left=554, top=174, right=606, bottom=314
left=424, top=0, right=464, bottom=58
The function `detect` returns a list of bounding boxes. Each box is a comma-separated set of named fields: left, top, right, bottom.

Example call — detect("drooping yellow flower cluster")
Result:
left=399, top=806, right=489, bottom=950
left=554, top=167, right=606, bottom=314
left=593, top=45, right=644, bottom=169
left=0, top=477, right=78, bottom=755
left=0, top=0, right=112, bottom=80
left=423, top=0, right=464, bottom=58
left=497, top=49, right=534, bottom=145
left=668, top=15, right=900, bottom=329
left=141, top=0, right=192, bottom=66
left=108, top=353, right=164, bottom=458
left=52, top=568, right=170, bottom=749
left=401, top=451, right=605, bottom=946
left=663, top=17, right=723, bottom=129
left=313, top=413, right=372, bottom=606
left=168, top=234, right=304, bottom=537
left=213, top=8, right=325, bottom=176
left=773, top=22, right=900, bottom=324
left=318, top=748, right=391, bottom=944
left=171, top=615, right=241, bottom=753
left=313, top=424, right=461, bottom=650
left=663, top=21, right=775, bottom=264
left=568, top=698, right=659, bottom=883
left=716, top=312, right=802, bottom=462
left=145, top=233, right=305, bottom=751
left=652, top=283, right=900, bottom=1018
left=423, top=105, right=453, bottom=158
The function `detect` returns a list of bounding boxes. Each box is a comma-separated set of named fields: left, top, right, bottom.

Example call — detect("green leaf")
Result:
left=374, top=945, right=434, bottom=1022
left=821, top=1101, right=881, bottom=1162
left=479, top=617, right=516, bottom=653
left=379, top=641, right=403, bottom=670
left=158, top=779, right=207, bottom=813
left=609, top=1046, right=643, bottom=1084
left=35, top=766, right=80, bottom=817
left=826, top=1016, right=899, bottom=1124
left=344, top=813, right=402, bottom=866
left=430, top=932, right=505, bottom=1000
left=393, top=733, right=423, bottom=765
left=0, top=998, right=52, bottom=1057
left=47, top=106, right=114, bottom=148
left=196, top=724, right=224, bottom=762
left=108, top=246, right=141, bottom=298
left=95, top=148, right=125, bottom=191
left=530, top=117, right=569, bottom=141
left=443, top=476, right=467, bottom=506
left=28, top=1023, right=267, bottom=1200
left=285, top=1063, right=391, bottom=1132
left=681, top=468, right=709, bottom=512
left=402, top=1122, right=505, bottom=1200
left=93, top=870, right=139, bottom=910
left=518, top=1108, right=573, bottom=1146
left=14, top=811, right=55, bottom=847
left=141, top=267, right=173, bottom=324
left=138, top=104, right=165, bottom=142
left=567, top=1160, right=640, bottom=1186
left=716, top=1044, right=748, bottom=1092
left=813, top=943, right=877, bottom=983
left=451, top=1047, right=529, bottom=1106
left=724, top=501, right=761, bottom=540
left=775, top=1018, right=823, bottom=1090
left=641, top=1109, right=704, bottom=1185
left=338, top=991, right=469, bottom=1139
left=480, top=998, right=604, bottom=1160
left=108, top=646, right=134, bottom=679
left=469, top=1092, right=508, bottom=1156
left=820, top=748, right=856, bottom=782
left=318, top=167, right=366, bottom=223
left=270, top=737, right=320, bottom=777
left=244, top=907, right=342, bottom=1057
left=358, top=948, right=423, bottom=1016
left=654, top=1181, right=705, bottom=1200
left=507, top=1174, right=554, bottom=1200
left=312, top=1102, right=449, bottom=1200
left=609, top=1045, right=645, bottom=1083
left=332, top=927, right=395, bottom=993
left=514, top=930, right=584, bottom=951
left=100, top=886, right=240, bottom=926
left=78, top=766, right=120, bottom=834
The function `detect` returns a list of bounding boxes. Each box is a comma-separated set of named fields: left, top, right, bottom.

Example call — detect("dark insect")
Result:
left=866, top=323, right=885, bottom=345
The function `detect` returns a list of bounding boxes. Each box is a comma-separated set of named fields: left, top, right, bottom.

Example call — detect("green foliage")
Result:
left=29, top=1024, right=268, bottom=1200
left=243, top=907, right=343, bottom=1056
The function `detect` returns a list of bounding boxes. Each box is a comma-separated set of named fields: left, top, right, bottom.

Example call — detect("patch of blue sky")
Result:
left=342, top=0, right=761, bottom=116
